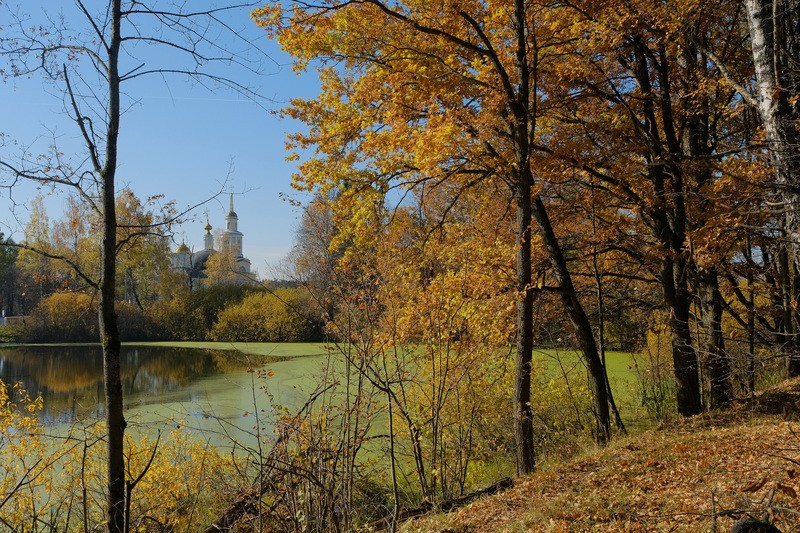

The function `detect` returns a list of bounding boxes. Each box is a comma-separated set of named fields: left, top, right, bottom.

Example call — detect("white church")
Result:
left=170, top=193, right=253, bottom=286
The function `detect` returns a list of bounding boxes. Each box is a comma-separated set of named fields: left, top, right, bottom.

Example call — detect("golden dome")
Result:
left=176, top=242, right=190, bottom=254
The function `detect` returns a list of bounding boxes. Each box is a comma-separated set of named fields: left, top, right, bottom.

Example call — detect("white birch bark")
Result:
left=744, top=0, right=800, bottom=262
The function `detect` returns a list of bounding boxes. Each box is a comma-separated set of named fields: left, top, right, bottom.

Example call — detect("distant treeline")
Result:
left=10, top=284, right=325, bottom=344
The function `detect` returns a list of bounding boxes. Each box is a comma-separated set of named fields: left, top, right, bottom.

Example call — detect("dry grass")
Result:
left=401, top=379, right=800, bottom=532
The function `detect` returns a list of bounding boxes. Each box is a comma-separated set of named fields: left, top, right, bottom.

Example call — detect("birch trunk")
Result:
left=744, top=0, right=800, bottom=375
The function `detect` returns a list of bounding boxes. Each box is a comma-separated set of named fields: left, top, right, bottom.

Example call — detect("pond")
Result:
left=0, top=344, right=328, bottom=447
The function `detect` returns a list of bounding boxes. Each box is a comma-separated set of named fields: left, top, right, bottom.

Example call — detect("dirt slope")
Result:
left=402, top=379, right=800, bottom=532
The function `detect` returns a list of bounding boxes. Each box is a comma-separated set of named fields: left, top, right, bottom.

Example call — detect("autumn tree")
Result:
left=743, top=0, right=800, bottom=263
left=14, top=195, right=66, bottom=311
left=285, top=194, right=340, bottom=318
left=651, top=0, right=800, bottom=383
left=0, top=2, right=264, bottom=530
left=282, top=183, right=517, bottom=520
left=50, top=195, right=99, bottom=290
left=9, top=188, right=169, bottom=319
left=258, top=0, right=614, bottom=475
left=728, top=0, right=800, bottom=375
left=374, top=195, right=515, bottom=503
left=115, top=189, right=171, bottom=310
left=517, top=0, right=775, bottom=414
left=204, top=239, right=249, bottom=286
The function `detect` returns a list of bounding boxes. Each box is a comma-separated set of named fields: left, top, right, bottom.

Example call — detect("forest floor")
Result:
left=402, top=378, right=800, bottom=532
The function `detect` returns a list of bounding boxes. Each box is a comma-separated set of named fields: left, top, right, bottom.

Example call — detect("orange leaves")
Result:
left=260, top=0, right=524, bottom=200
left=410, top=417, right=800, bottom=531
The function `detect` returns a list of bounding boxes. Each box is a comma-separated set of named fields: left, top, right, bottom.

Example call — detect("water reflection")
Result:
left=0, top=345, right=273, bottom=425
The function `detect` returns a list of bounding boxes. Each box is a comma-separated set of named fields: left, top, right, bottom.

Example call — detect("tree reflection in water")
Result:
left=0, top=346, right=266, bottom=425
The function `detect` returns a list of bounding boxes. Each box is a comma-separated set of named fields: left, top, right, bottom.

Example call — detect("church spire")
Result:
left=228, top=191, right=236, bottom=217
left=225, top=191, right=239, bottom=233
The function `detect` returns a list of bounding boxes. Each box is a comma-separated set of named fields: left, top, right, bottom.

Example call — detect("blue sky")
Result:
left=0, top=2, right=320, bottom=278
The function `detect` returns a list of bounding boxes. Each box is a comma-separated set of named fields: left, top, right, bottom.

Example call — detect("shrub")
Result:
left=21, top=292, right=98, bottom=342
left=0, top=380, right=49, bottom=525
left=631, top=328, right=676, bottom=422
left=117, top=300, right=161, bottom=341
left=21, top=292, right=160, bottom=342
left=213, top=287, right=323, bottom=342
left=211, top=287, right=324, bottom=342
left=0, top=324, right=19, bottom=343
left=535, top=380, right=594, bottom=454
left=145, top=295, right=192, bottom=340
left=148, top=284, right=254, bottom=341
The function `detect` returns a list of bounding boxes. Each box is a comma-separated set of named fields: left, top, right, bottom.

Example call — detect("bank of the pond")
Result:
left=405, top=380, right=800, bottom=532
left=0, top=343, right=659, bottom=530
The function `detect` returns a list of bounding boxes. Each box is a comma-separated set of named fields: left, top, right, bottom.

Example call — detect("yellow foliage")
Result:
left=0, top=381, right=49, bottom=525
left=210, top=287, right=323, bottom=342
left=122, top=430, right=234, bottom=531
left=0, top=379, right=235, bottom=531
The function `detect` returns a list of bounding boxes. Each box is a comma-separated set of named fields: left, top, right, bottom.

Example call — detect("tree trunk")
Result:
left=747, top=239, right=757, bottom=394
left=513, top=178, right=535, bottom=475
left=627, top=33, right=702, bottom=417
left=101, top=2, right=126, bottom=531
left=510, top=0, right=536, bottom=476
left=662, top=255, right=703, bottom=416
left=744, top=0, right=800, bottom=375
left=681, top=32, right=730, bottom=409
left=531, top=196, right=611, bottom=443
left=590, top=187, right=625, bottom=433
left=779, top=245, right=800, bottom=375
left=698, top=267, right=732, bottom=409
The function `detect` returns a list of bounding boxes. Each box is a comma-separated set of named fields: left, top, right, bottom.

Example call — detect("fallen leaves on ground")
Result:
left=403, top=379, right=800, bottom=532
